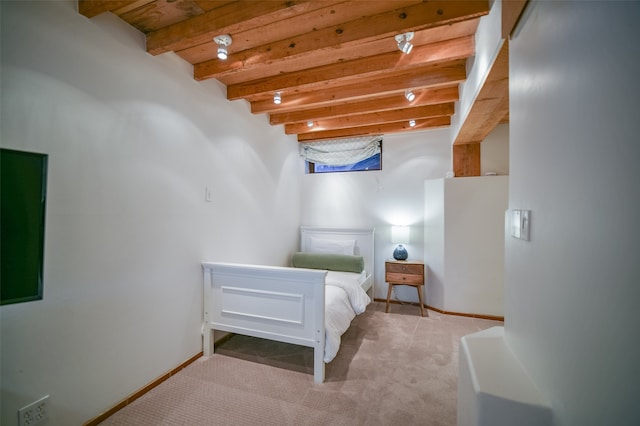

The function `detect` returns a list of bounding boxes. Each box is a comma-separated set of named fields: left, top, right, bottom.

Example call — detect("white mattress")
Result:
left=323, top=270, right=370, bottom=362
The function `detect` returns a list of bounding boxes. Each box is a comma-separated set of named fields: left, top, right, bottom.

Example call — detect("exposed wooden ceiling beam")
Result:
left=146, top=0, right=334, bottom=55
left=193, top=18, right=481, bottom=87
left=191, top=1, right=488, bottom=80
left=222, top=36, right=473, bottom=98
left=502, top=0, right=529, bottom=38
left=269, top=86, right=459, bottom=125
left=297, top=116, right=451, bottom=142
left=79, top=1, right=495, bottom=140
left=78, top=0, right=145, bottom=18
left=178, top=1, right=423, bottom=67
left=155, top=1, right=487, bottom=61
left=453, top=41, right=509, bottom=145
left=284, top=103, right=454, bottom=134
left=248, top=59, right=467, bottom=113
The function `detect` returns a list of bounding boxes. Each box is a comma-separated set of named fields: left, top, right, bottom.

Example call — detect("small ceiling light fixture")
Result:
left=405, top=89, right=416, bottom=102
left=213, top=34, right=232, bottom=60
left=274, top=92, right=282, bottom=105
left=409, top=119, right=416, bottom=127
left=395, top=32, right=414, bottom=54
left=307, top=120, right=314, bottom=128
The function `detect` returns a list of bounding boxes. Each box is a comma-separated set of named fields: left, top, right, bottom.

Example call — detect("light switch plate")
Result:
left=511, top=209, right=521, bottom=239
left=520, top=210, right=530, bottom=241
left=511, top=209, right=531, bottom=241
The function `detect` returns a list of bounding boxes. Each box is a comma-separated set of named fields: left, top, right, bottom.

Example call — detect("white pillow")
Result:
left=308, top=236, right=356, bottom=255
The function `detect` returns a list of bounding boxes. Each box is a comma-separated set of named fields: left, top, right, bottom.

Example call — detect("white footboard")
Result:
left=202, top=262, right=328, bottom=383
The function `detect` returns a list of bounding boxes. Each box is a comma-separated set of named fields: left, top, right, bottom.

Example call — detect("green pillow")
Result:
left=291, top=252, right=364, bottom=273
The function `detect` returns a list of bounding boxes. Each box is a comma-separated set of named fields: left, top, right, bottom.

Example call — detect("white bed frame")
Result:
left=202, top=227, right=374, bottom=383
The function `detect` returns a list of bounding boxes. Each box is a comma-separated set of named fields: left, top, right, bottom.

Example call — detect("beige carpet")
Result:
left=101, top=302, right=502, bottom=425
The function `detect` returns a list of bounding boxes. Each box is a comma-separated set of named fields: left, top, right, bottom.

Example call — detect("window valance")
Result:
left=299, top=136, right=382, bottom=166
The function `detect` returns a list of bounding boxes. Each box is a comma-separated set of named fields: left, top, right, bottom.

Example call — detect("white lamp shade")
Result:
left=391, top=226, right=410, bottom=244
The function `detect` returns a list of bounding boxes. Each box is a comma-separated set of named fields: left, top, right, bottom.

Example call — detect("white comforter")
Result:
left=323, top=271, right=371, bottom=362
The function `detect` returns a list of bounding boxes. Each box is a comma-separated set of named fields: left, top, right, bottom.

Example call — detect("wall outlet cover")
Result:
left=18, top=395, right=49, bottom=426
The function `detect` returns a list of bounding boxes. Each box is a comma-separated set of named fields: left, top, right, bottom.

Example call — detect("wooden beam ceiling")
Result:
left=78, top=0, right=503, bottom=143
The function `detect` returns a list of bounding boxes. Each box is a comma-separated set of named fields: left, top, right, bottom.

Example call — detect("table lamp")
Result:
left=391, top=226, right=409, bottom=260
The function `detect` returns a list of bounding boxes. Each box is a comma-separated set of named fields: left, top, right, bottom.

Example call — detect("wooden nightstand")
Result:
left=385, top=260, right=425, bottom=316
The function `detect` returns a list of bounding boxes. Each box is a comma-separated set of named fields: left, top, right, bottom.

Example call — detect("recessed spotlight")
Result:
left=274, top=92, right=282, bottom=104
left=405, top=90, right=415, bottom=102
left=213, top=34, right=232, bottom=60
left=307, top=120, right=314, bottom=128
left=409, top=119, right=416, bottom=127
left=395, top=32, right=414, bottom=54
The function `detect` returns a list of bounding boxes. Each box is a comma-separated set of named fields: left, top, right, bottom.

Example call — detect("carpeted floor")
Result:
left=101, top=302, right=502, bottom=425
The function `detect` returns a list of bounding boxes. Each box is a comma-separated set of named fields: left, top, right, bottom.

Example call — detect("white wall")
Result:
left=481, top=123, right=509, bottom=176
left=425, top=176, right=508, bottom=317
left=301, top=129, right=451, bottom=301
left=0, top=2, right=301, bottom=425
left=300, top=124, right=509, bottom=308
left=507, top=1, right=640, bottom=424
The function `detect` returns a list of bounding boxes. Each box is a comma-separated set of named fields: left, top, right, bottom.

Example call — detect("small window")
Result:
left=307, top=151, right=381, bottom=173
left=301, top=136, right=382, bottom=174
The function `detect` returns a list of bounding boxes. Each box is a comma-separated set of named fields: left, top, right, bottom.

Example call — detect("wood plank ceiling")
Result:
left=79, top=0, right=494, bottom=142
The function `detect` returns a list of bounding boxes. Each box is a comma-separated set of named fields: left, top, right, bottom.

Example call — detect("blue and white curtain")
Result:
left=299, top=136, right=382, bottom=166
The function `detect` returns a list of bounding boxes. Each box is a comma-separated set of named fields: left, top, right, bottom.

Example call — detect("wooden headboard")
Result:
left=300, top=227, right=375, bottom=281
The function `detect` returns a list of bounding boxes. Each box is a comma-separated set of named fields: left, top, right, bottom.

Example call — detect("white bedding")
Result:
left=324, top=270, right=370, bottom=362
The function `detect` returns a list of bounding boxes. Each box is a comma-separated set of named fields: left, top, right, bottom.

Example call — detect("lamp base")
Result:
left=393, top=244, right=408, bottom=260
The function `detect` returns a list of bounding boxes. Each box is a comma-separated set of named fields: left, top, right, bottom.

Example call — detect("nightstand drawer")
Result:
left=386, top=262, right=423, bottom=275
left=386, top=272, right=423, bottom=285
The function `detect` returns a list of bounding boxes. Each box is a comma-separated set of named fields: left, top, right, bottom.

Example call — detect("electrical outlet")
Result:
left=18, top=395, right=49, bottom=426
